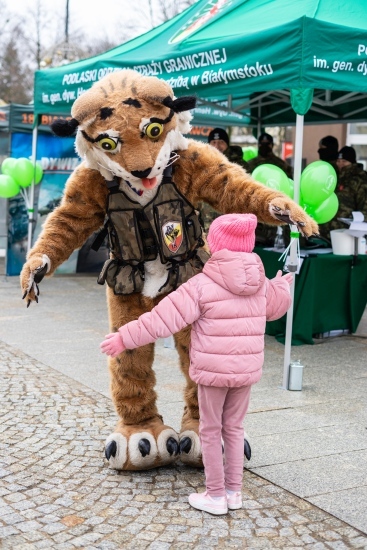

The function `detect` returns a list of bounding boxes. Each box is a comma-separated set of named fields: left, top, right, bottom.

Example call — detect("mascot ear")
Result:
left=51, top=118, right=79, bottom=137
left=162, top=96, right=197, bottom=113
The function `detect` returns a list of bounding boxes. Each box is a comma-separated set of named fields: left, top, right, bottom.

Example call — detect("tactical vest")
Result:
left=94, top=161, right=209, bottom=296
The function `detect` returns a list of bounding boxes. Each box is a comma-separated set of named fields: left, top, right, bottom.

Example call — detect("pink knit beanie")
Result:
left=207, top=213, right=258, bottom=253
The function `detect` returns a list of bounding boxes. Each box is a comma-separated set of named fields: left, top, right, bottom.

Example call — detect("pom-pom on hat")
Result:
left=207, top=213, right=258, bottom=254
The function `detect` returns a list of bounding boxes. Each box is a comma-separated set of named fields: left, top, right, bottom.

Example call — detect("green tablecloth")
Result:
left=255, top=248, right=367, bottom=345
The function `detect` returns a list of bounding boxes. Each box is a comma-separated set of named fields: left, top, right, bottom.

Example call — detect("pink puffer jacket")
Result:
left=119, top=249, right=292, bottom=388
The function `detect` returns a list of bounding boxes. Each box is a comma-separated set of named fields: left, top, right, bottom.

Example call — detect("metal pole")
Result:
left=227, top=95, right=232, bottom=140
left=65, top=0, right=69, bottom=47
left=257, top=100, right=262, bottom=137
left=27, top=123, right=38, bottom=254
left=281, top=114, right=304, bottom=389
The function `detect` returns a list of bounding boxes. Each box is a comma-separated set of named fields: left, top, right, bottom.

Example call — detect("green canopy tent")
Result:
left=32, top=0, right=367, bottom=388
left=192, top=99, right=250, bottom=128
left=33, top=0, right=367, bottom=112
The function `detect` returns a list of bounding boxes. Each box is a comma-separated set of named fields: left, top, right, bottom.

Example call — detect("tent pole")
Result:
left=282, top=113, right=304, bottom=389
left=27, top=123, right=38, bottom=254
left=257, top=100, right=262, bottom=136
left=227, top=95, right=233, bottom=139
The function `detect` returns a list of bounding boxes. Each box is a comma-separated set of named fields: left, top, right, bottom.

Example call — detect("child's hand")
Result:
left=100, top=332, right=126, bottom=358
left=275, top=270, right=293, bottom=285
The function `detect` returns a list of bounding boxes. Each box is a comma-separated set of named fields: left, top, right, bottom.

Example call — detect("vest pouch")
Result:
left=109, top=209, right=144, bottom=262
left=185, top=210, right=203, bottom=248
left=101, top=259, right=144, bottom=295
left=153, top=200, right=189, bottom=261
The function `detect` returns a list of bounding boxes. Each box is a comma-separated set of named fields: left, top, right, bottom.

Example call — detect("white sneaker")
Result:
left=189, top=491, right=228, bottom=515
left=226, top=490, right=242, bottom=510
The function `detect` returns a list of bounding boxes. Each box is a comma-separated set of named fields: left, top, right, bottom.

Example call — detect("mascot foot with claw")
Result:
left=179, top=418, right=203, bottom=467
left=105, top=416, right=179, bottom=470
left=244, top=438, right=251, bottom=461
left=178, top=422, right=252, bottom=467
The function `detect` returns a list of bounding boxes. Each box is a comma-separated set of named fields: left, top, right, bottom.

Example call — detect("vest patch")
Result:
left=162, top=221, right=183, bottom=253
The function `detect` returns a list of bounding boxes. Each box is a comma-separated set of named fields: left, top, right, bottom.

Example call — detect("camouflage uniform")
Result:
left=247, top=152, right=293, bottom=178
left=200, top=146, right=250, bottom=231
left=247, top=153, right=293, bottom=247
left=224, top=145, right=250, bottom=171
left=319, top=163, right=367, bottom=240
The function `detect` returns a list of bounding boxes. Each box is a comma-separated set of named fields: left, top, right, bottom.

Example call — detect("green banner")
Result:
left=34, top=0, right=367, bottom=118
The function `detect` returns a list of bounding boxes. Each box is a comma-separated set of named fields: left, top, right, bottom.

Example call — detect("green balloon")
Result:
left=252, top=163, right=291, bottom=196
left=305, top=193, right=339, bottom=224
left=0, top=174, right=20, bottom=198
left=13, top=158, right=34, bottom=188
left=34, top=163, right=43, bottom=185
left=300, top=161, right=337, bottom=207
left=242, top=146, right=257, bottom=161
left=288, top=178, right=294, bottom=199
left=1, top=157, right=17, bottom=176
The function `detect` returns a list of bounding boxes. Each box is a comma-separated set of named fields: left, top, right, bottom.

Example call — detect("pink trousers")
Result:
left=198, top=384, right=252, bottom=497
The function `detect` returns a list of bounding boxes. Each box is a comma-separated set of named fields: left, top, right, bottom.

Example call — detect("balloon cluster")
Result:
left=252, top=160, right=338, bottom=224
left=299, top=161, right=338, bottom=224
left=0, top=158, right=43, bottom=199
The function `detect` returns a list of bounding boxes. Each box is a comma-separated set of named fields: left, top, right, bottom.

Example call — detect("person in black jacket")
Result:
left=208, top=127, right=249, bottom=170
left=247, top=132, right=293, bottom=178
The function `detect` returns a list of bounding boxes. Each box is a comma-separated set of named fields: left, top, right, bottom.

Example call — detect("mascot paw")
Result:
left=178, top=430, right=203, bottom=467
left=104, top=422, right=179, bottom=470
left=269, top=197, right=319, bottom=238
left=221, top=438, right=251, bottom=461
left=20, top=254, right=51, bottom=307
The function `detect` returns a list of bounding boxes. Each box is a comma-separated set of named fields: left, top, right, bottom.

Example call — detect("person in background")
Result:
left=201, top=128, right=250, bottom=231
left=320, top=146, right=367, bottom=240
left=317, top=135, right=339, bottom=165
left=247, top=132, right=293, bottom=178
left=208, top=127, right=250, bottom=170
left=248, top=132, right=292, bottom=247
left=101, top=214, right=293, bottom=516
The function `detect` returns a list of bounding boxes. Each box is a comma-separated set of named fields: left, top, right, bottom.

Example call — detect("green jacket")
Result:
left=320, top=164, right=367, bottom=239
left=223, top=145, right=250, bottom=171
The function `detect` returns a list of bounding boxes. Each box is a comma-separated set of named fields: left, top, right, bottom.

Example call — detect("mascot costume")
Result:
left=20, top=70, right=317, bottom=471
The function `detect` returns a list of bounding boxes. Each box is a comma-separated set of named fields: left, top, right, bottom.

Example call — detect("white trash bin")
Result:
left=330, top=229, right=366, bottom=255
left=288, top=360, right=304, bottom=391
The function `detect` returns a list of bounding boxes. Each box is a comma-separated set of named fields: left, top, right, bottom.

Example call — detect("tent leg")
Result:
left=281, top=114, right=304, bottom=390
left=257, top=100, right=262, bottom=137
left=27, top=124, right=38, bottom=254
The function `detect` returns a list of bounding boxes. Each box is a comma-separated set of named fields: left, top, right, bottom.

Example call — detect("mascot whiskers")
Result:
left=20, top=69, right=318, bottom=471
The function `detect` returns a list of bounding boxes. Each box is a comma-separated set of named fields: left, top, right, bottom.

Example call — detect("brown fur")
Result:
left=20, top=70, right=317, bottom=470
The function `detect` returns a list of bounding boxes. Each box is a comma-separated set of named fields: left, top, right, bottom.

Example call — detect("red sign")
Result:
left=282, top=142, right=293, bottom=160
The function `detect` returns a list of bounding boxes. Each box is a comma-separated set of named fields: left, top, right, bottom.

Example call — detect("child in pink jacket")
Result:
left=101, top=213, right=292, bottom=515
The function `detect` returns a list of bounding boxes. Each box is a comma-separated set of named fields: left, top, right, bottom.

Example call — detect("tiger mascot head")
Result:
left=51, top=69, right=196, bottom=195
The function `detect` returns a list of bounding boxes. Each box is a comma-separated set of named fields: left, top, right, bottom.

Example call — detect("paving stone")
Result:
left=0, top=342, right=366, bottom=549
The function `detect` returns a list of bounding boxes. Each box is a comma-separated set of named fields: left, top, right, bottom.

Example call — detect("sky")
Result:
left=4, top=0, right=152, bottom=42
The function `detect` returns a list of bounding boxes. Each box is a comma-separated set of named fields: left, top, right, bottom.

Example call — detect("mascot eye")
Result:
left=98, top=137, right=118, bottom=151
left=144, top=122, right=163, bottom=139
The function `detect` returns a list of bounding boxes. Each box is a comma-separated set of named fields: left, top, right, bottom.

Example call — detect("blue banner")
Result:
left=6, top=132, right=81, bottom=275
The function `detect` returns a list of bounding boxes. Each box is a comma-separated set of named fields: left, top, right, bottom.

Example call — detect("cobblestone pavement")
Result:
left=1, top=342, right=366, bottom=550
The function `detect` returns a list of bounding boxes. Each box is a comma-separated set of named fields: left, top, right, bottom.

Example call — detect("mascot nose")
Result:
left=131, top=168, right=152, bottom=179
